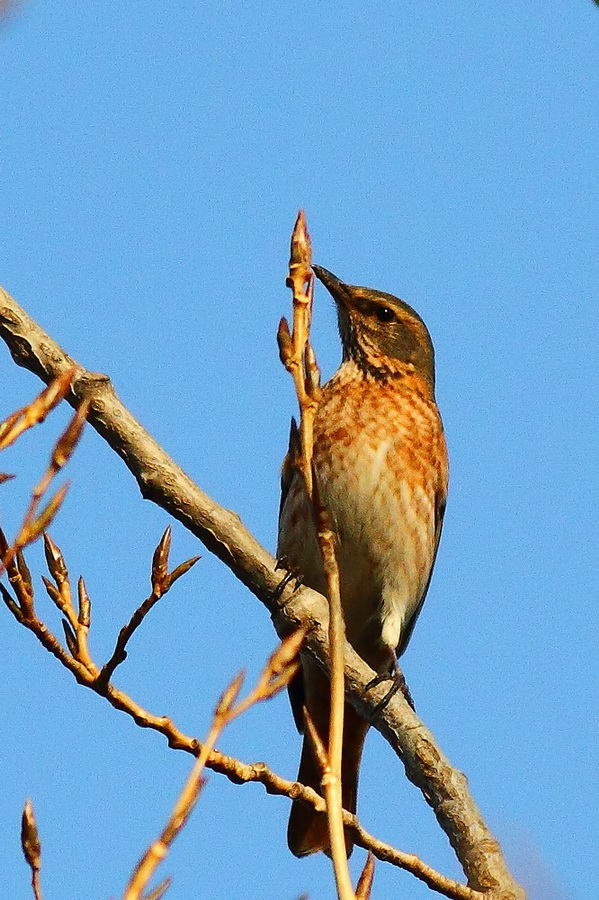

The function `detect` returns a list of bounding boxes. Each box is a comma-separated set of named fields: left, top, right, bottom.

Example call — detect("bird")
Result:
left=277, top=264, right=448, bottom=858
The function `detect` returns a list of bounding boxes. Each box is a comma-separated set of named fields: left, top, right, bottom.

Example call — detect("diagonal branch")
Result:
left=0, top=283, right=524, bottom=899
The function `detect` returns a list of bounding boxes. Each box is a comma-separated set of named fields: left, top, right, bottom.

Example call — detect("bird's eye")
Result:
left=374, top=305, right=396, bottom=323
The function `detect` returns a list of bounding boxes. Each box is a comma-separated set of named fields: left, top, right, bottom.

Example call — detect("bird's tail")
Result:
left=287, top=702, right=369, bottom=858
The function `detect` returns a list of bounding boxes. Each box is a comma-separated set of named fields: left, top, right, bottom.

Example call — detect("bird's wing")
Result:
left=396, top=485, right=447, bottom=658
left=278, top=416, right=307, bottom=733
left=278, top=416, right=301, bottom=522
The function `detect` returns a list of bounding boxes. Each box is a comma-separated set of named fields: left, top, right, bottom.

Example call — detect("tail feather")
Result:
left=287, top=703, right=368, bottom=858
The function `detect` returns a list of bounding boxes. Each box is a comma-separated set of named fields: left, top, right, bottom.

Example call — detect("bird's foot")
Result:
left=272, top=557, right=304, bottom=602
left=366, top=661, right=415, bottom=714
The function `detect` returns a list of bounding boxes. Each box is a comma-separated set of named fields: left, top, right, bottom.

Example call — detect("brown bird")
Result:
left=278, top=265, right=448, bottom=858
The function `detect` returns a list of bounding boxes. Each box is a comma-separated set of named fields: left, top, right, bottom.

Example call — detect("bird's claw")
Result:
left=272, top=557, right=304, bottom=602
left=366, top=666, right=415, bottom=714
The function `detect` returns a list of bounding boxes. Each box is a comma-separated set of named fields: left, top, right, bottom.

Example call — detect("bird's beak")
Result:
left=312, top=265, right=352, bottom=308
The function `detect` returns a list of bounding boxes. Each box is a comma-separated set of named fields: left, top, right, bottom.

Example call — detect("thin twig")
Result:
left=98, top=527, right=199, bottom=687
left=123, top=633, right=304, bottom=900
left=0, top=381, right=89, bottom=576
left=281, top=213, right=354, bottom=898
left=282, top=211, right=320, bottom=495
left=314, top=494, right=350, bottom=878
left=0, top=367, right=76, bottom=451
left=42, top=532, right=97, bottom=672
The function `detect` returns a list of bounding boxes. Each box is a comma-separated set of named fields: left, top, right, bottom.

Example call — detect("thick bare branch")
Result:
left=0, top=284, right=524, bottom=899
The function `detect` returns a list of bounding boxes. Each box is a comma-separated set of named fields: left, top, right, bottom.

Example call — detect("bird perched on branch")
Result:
left=278, top=265, right=448, bottom=858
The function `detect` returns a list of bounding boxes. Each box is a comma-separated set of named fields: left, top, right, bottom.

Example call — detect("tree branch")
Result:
left=0, top=284, right=525, bottom=899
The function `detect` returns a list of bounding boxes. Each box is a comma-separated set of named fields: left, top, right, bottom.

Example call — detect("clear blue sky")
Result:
left=1, top=3, right=597, bottom=899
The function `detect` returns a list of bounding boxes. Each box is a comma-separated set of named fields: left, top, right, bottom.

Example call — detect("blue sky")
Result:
left=1, top=2, right=597, bottom=898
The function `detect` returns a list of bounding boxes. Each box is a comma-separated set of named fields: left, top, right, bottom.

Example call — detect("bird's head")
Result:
left=312, top=265, right=436, bottom=389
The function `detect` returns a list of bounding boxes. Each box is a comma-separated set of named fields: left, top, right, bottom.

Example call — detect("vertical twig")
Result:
left=279, top=211, right=356, bottom=899
left=313, top=485, right=350, bottom=877
left=279, top=210, right=319, bottom=495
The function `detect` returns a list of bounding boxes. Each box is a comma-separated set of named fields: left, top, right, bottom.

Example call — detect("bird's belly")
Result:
left=316, top=435, right=436, bottom=662
left=278, top=450, right=436, bottom=672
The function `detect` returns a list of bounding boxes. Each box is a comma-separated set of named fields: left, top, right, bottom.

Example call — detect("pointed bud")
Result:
left=356, top=851, right=375, bottom=899
left=62, top=619, right=78, bottom=657
left=215, top=671, right=245, bottom=717
left=166, top=555, right=200, bottom=590
left=151, top=527, right=172, bottom=593
left=277, top=317, right=293, bottom=366
left=21, top=799, right=41, bottom=872
left=77, top=577, right=91, bottom=627
left=27, top=484, right=69, bottom=542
